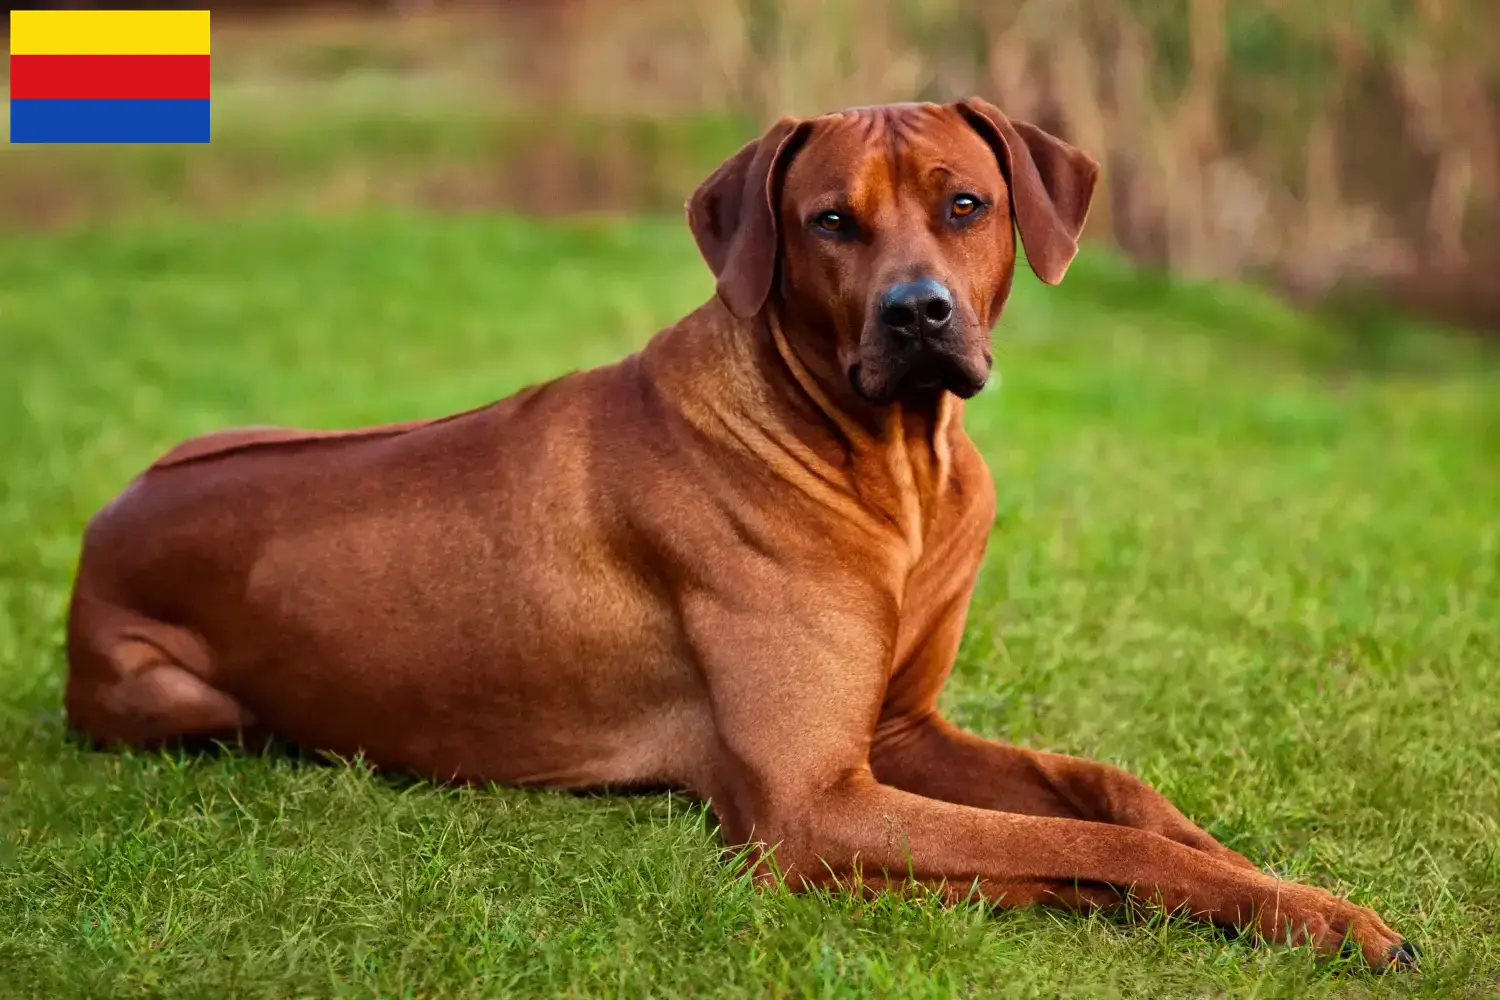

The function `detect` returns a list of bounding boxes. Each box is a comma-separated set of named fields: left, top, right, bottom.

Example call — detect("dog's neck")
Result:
left=752, top=303, right=960, bottom=554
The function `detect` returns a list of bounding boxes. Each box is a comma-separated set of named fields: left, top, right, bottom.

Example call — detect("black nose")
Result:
left=878, top=279, right=954, bottom=340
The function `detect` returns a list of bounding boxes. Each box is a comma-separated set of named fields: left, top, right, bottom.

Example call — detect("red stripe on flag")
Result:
left=10, top=54, right=210, bottom=101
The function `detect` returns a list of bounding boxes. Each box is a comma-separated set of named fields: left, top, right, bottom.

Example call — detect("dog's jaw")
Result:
left=847, top=330, right=992, bottom=405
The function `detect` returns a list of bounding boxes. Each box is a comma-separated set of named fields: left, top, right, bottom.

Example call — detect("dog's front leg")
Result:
left=685, top=580, right=1415, bottom=970
left=870, top=712, right=1256, bottom=868
left=879, top=590, right=1255, bottom=867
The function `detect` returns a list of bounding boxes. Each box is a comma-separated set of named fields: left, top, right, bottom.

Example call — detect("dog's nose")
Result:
left=878, top=279, right=954, bottom=340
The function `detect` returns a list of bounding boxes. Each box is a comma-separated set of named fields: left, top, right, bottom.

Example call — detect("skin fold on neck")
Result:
left=760, top=302, right=959, bottom=558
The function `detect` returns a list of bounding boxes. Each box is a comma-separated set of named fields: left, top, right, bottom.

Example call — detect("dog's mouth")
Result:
left=849, top=340, right=991, bottom=406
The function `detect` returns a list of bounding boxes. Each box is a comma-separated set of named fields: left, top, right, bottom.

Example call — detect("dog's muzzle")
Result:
left=851, top=279, right=990, bottom=404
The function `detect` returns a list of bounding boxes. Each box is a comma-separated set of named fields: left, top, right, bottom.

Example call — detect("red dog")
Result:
left=65, top=99, right=1416, bottom=969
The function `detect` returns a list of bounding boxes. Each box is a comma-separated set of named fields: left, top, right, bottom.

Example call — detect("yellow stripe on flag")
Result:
left=10, top=10, right=210, bottom=56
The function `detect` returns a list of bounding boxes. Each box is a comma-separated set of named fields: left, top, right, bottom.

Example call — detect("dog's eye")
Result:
left=813, top=210, right=847, bottom=233
left=951, top=194, right=982, bottom=218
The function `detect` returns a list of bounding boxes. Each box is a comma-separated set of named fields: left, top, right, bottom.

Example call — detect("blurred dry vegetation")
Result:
left=4, top=0, right=1499, bottom=330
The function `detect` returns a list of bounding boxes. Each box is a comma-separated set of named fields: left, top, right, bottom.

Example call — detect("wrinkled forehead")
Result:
left=781, top=103, right=1003, bottom=207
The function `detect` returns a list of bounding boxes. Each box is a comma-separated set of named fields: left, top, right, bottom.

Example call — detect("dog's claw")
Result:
left=1386, top=940, right=1421, bottom=969
left=1339, top=936, right=1421, bottom=971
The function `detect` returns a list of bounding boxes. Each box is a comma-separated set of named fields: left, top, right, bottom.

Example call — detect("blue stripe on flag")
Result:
left=10, top=98, right=210, bottom=144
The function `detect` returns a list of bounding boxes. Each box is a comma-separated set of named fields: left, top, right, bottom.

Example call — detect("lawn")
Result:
left=1, top=211, right=1497, bottom=999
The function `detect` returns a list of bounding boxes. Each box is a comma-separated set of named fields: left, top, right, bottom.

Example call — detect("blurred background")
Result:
left=4, top=0, right=1499, bottom=334
left=5, top=7, right=1500, bottom=994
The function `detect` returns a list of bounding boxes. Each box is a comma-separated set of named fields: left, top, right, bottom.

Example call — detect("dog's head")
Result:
left=688, top=100, right=1098, bottom=406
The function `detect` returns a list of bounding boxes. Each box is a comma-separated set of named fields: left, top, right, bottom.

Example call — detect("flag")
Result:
left=9, top=10, right=211, bottom=144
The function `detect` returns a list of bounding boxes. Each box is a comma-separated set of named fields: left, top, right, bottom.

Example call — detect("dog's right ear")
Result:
left=687, top=117, right=810, bottom=320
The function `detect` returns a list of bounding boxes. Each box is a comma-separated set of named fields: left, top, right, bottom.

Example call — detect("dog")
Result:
left=64, top=99, right=1416, bottom=969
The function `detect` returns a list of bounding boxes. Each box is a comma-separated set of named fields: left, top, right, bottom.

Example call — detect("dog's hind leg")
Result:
left=65, top=594, right=255, bottom=750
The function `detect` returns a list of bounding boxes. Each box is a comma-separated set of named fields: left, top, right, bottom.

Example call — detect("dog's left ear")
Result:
left=956, top=98, right=1100, bottom=286
left=687, top=116, right=810, bottom=319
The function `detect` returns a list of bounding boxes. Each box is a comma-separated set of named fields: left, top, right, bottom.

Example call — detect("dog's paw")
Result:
left=1264, top=883, right=1412, bottom=971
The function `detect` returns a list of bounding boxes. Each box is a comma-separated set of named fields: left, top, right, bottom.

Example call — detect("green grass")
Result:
left=1, top=211, right=1498, bottom=999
